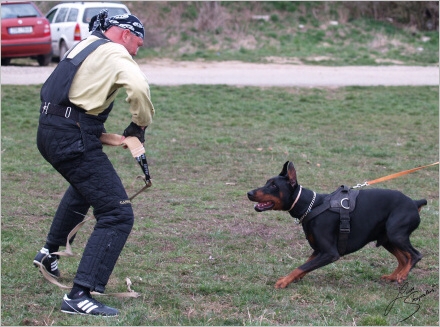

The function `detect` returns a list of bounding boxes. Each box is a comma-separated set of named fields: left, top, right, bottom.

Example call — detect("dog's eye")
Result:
left=270, top=183, right=278, bottom=189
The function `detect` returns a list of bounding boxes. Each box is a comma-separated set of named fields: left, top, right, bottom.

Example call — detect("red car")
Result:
left=1, top=1, right=52, bottom=66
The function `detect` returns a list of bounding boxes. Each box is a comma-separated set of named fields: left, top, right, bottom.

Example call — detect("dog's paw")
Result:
left=381, top=274, right=396, bottom=282
left=275, top=277, right=289, bottom=289
left=396, top=274, right=408, bottom=284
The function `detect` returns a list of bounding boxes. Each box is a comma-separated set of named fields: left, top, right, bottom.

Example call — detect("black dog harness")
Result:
left=302, top=185, right=359, bottom=255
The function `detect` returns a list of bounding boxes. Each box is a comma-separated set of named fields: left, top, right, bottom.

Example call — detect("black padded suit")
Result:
left=37, top=33, right=134, bottom=293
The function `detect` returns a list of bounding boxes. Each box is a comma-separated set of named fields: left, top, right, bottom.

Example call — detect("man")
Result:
left=33, top=10, right=154, bottom=316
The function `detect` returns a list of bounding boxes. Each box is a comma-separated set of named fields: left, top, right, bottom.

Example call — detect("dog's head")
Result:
left=247, top=161, right=298, bottom=212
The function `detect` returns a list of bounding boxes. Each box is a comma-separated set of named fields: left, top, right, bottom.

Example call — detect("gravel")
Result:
left=1, top=59, right=438, bottom=87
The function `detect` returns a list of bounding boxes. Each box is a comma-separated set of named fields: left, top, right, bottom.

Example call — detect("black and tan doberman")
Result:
left=247, top=161, right=426, bottom=289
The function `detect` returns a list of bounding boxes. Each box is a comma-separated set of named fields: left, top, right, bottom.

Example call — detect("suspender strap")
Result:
left=40, top=38, right=110, bottom=121
left=69, top=38, right=110, bottom=66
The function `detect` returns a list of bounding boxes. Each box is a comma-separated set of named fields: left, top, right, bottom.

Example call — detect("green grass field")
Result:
left=140, top=16, right=439, bottom=66
left=130, top=2, right=439, bottom=66
left=1, top=84, right=438, bottom=326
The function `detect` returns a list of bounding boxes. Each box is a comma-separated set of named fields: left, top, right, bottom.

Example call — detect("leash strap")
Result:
left=352, top=161, right=439, bottom=188
left=129, top=177, right=152, bottom=201
left=36, top=260, right=139, bottom=298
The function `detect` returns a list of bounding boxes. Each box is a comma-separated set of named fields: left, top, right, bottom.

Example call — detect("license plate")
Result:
left=8, top=26, right=33, bottom=34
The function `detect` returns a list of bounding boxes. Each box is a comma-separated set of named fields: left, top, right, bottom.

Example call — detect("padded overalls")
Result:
left=37, top=34, right=134, bottom=293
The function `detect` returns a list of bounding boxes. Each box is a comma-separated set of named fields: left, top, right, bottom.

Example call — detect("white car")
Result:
left=45, top=2, right=130, bottom=59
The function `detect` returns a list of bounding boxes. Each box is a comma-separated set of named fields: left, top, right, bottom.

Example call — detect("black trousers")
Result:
left=37, top=113, right=134, bottom=293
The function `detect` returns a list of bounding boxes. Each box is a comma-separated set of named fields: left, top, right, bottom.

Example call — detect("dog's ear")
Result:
left=287, top=161, right=297, bottom=187
left=279, top=161, right=290, bottom=176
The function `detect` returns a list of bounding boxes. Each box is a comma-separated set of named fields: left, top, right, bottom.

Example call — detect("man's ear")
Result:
left=121, top=29, right=132, bottom=42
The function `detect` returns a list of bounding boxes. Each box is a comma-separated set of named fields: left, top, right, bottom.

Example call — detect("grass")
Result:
left=1, top=84, right=438, bottom=326
left=136, top=16, right=439, bottom=66
left=127, top=1, right=439, bottom=66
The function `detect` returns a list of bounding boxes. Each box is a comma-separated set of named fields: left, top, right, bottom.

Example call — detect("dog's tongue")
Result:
left=254, top=202, right=274, bottom=212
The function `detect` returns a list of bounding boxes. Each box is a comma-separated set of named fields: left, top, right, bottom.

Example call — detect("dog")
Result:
left=247, top=161, right=426, bottom=289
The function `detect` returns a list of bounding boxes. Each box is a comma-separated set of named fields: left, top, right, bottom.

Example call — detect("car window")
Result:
left=82, top=7, right=128, bottom=24
left=1, top=3, right=41, bottom=19
left=66, top=8, right=78, bottom=22
left=45, top=8, right=57, bottom=23
left=54, top=7, right=68, bottom=23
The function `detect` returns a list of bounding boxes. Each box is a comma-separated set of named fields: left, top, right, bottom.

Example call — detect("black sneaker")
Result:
left=33, top=248, right=60, bottom=278
left=61, top=293, right=119, bottom=316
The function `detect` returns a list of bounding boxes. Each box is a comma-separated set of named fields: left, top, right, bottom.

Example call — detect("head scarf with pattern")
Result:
left=89, top=9, right=144, bottom=39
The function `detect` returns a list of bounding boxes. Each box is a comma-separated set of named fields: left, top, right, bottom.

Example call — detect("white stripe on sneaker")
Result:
left=81, top=302, right=94, bottom=311
left=77, top=300, right=100, bottom=314
left=50, top=261, right=58, bottom=270
left=86, top=305, right=99, bottom=313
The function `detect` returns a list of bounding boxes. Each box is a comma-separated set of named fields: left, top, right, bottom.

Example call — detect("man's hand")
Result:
left=123, top=122, right=146, bottom=143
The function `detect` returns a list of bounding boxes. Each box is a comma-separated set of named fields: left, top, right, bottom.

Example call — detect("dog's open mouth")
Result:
left=254, top=201, right=274, bottom=212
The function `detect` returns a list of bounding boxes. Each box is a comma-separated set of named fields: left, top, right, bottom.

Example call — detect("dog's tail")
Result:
left=414, top=199, right=428, bottom=213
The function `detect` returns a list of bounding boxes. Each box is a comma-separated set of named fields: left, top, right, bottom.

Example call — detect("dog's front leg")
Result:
left=275, top=252, right=317, bottom=288
left=275, top=268, right=308, bottom=289
left=275, top=252, right=339, bottom=289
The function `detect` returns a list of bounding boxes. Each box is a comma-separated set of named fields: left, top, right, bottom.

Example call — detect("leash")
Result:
left=352, top=161, right=439, bottom=189
left=37, top=134, right=152, bottom=298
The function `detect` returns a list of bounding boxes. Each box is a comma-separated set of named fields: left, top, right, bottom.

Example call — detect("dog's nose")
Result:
left=247, top=191, right=254, bottom=199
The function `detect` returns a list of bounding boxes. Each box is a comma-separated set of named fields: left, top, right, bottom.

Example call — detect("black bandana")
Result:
left=89, top=9, right=144, bottom=39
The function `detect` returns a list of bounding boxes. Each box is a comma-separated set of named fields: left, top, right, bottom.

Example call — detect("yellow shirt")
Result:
left=67, top=35, right=154, bottom=127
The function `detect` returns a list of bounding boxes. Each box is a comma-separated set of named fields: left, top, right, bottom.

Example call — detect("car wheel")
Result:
left=1, top=58, right=11, bottom=66
left=59, top=41, right=69, bottom=61
left=37, top=53, right=52, bottom=66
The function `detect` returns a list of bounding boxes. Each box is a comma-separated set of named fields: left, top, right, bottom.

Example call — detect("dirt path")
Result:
left=1, top=59, right=438, bottom=86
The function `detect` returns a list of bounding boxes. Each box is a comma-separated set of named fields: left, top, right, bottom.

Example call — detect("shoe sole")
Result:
left=61, top=309, right=118, bottom=317
left=33, top=260, right=60, bottom=279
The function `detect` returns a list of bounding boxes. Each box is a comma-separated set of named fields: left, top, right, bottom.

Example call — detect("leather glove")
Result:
left=123, top=122, right=146, bottom=143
